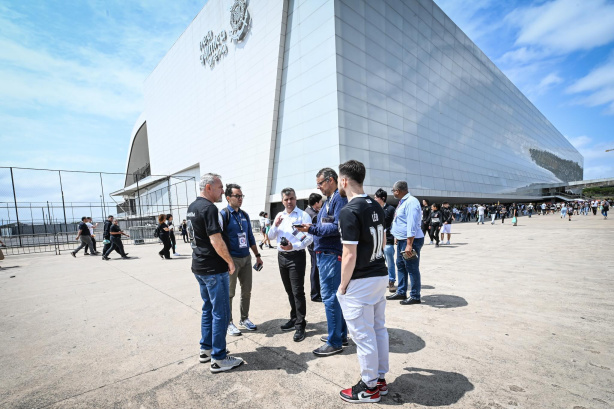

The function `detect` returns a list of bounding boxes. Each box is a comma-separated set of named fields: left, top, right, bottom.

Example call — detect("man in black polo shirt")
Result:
left=186, top=172, right=243, bottom=373
left=71, top=216, right=97, bottom=257
left=336, top=160, right=389, bottom=403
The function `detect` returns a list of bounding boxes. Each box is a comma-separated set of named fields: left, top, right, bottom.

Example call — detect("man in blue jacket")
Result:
left=297, top=167, right=348, bottom=357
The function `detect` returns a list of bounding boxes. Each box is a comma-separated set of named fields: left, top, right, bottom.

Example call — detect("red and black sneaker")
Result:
left=339, top=380, right=381, bottom=403
left=376, top=378, right=388, bottom=396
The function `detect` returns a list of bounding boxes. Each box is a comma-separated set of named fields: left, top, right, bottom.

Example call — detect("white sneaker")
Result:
left=174, top=252, right=181, bottom=256
left=199, top=349, right=212, bottom=363
left=227, top=322, right=242, bottom=336
left=239, top=318, right=257, bottom=331
left=446, top=241, right=450, bottom=245
left=210, top=355, right=244, bottom=373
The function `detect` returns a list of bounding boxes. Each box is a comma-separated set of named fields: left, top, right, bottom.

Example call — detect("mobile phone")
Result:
left=402, top=249, right=419, bottom=260
left=292, top=223, right=303, bottom=227
left=253, top=262, right=263, bottom=271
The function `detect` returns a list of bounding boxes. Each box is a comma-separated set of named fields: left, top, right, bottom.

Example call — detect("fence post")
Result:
left=47, top=201, right=57, bottom=234
left=136, top=177, right=142, bottom=217
left=58, top=171, right=68, bottom=233
left=99, top=173, right=106, bottom=219
left=9, top=167, right=23, bottom=247
left=167, top=177, right=172, bottom=215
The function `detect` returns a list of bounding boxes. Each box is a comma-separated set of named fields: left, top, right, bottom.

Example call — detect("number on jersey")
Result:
left=369, top=224, right=385, bottom=261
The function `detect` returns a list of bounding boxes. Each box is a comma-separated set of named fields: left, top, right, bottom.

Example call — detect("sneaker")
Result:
left=121, top=256, right=131, bottom=259
left=435, top=243, right=439, bottom=247
left=386, top=292, right=406, bottom=301
left=320, top=335, right=349, bottom=347
left=388, top=280, right=396, bottom=293
left=102, top=256, right=110, bottom=260
left=400, top=298, right=421, bottom=305
left=239, top=318, right=257, bottom=331
left=293, top=326, right=306, bottom=342
left=446, top=241, right=450, bottom=245
left=173, top=252, right=181, bottom=256
left=313, top=343, right=343, bottom=356
left=280, top=319, right=296, bottom=331
left=268, top=245, right=274, bottom=249
left=427, top=241, right=432, bottom=245
left=199, top=349, right=212, bottom=363
left=71, top=252, right=76, bottom=258
left=259, top=242, right=264, bottom=250
left=377, top=378, right=388, bottom=396
left=210, top=355, right=244, bottom=373
left=339, top=380, right=380, bottom=403
left=227, top=322, right=242, bottom=337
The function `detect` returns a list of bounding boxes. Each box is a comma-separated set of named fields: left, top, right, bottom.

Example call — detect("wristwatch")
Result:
left=255, top=254, right=261, bottom=258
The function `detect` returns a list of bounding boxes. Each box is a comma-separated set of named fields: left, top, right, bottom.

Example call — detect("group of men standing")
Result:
left=187, top=161, right=424, bottom=403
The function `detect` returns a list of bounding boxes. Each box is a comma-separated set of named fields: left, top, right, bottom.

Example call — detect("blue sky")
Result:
left=1, top=0, right=613, bottom=182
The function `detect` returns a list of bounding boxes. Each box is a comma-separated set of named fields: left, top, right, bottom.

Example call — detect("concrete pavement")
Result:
left=0, top=213, right=612, bottom=408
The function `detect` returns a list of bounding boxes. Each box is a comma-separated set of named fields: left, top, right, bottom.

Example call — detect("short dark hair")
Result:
left=338, top=160, right=366, bottom=184
left=308, top=193, right=323, bottom=206
left=432, top=203, right=441, bottom=210
left=443, top=201, right=449, bottom=205
left=108, top=215, right=114, bottom=219
left=81, top=216, right=87, bottom=221
left=374, top=188, right=387, bottom=201
left=281, top=187, right=296, bottom=198
left=423, top=199, right=430, bottom=206
left=225, top=183, right=241, bottom=198
left=259, top=211, right=264, bottom=217
left=166, top=214, right=173, bottom=220
left=316, top=167, right=338, bottom=184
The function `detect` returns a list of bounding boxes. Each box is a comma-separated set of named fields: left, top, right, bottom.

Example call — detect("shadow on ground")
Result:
left=421, top=294, right=468, bottom=309
left=382, top=367, right=474, bottom=406
left=388, top=328, right=425, bottom=354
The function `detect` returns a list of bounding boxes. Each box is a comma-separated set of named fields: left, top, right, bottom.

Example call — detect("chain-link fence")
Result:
left=0, top=166, right=197, bottom=255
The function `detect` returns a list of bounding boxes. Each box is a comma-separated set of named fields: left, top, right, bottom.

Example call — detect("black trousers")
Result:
left=429, top=225, right=441, bottom=244
left=278, top=250, right=307, bottom=328
left=169, top=232, right=176, bottom=253
left=159, top=236, right=172, bottom=259
left=104, top=237, right=126, bottom=257
left=102, top=237, right=122, bottom=256
left=182, top=232, right=188, bottom=243
left=85, top=237, right=97, bottom=253
left=421, top=222, right=428, bottom=237
left=308, top=247, right=320, bottom=301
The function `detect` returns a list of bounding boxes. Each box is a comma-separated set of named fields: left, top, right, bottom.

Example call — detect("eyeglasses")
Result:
left=316, top=178, right=329, bottom=187
left=391, top=189, right=399, bottom=193
left=230, top=194, right=245, bottom=199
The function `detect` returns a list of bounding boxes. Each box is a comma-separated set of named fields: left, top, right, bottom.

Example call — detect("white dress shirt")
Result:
left=268, top=207, right=313, bottom=251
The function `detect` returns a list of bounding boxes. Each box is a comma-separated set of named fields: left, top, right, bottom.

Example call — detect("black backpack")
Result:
left=153, top=225, right=160, bottom=238
left=220, top=208, right=250, bottom=231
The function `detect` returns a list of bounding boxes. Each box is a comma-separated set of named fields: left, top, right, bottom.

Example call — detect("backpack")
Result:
left=220, top=208, right=251, bottom=231
left=153, top=225, right=160, bottom=238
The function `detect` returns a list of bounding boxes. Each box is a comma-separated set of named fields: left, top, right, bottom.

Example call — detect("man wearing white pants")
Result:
left=336, top=159, right=389, bottom=404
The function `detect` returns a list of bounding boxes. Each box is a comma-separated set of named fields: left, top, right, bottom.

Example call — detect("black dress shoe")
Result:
left=320, top=335, right=349, bottom=347
left=386, top=292, right=406, bottom=301
left=400, top=298, right=421, bottom=305
left=293, top=327, right=306, bottom=342
left=312, top=297, right=323, bottom=302
left=280, top=319, right=296, bottom=331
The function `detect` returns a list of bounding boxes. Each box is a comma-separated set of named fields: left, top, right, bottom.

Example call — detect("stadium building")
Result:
left=113, top=0, right=583, bottom=220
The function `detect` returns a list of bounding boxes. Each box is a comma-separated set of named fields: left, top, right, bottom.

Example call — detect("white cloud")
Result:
left=535, top=72, right=563, bottom=95
left=566, top=54, right=614, bottom=114
left=506, top=0, right=614, bottom=57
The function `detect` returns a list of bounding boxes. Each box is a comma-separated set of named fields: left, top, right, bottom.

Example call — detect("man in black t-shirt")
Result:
left=336, top=160, right=389, bottom=404
left=186, top=172, right=243, bottom=373
left=71, top=216, right=96, bottom=257
left=374, top=188, right=396, bottom=293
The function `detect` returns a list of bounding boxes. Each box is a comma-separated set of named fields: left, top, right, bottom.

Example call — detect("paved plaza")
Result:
left=0, top=214, right=612, bottom=408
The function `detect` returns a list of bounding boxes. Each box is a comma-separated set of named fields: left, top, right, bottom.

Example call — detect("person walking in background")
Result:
left=542, top=202, right=547, bottom=215
left=181, top=219, right=189, bottom=243
left=440, top=202, right=453, bottom=245
left=258, top=212, right=273, bottom=249
left=527, top=203, right=533, bottom=218
left=601, top=200, right=609, bottom=219
left=102, top=219, right=130, bottom=260
left=187, top=172, right=243, bottom=373
left=387, top=180, right=424, bottom=305
left=421, top=199, right=431, bottom=244
left=489, top=204, right=497, bottom=224
left=304, top=193, right=323, bottom=302
left=374, top=189, right=396, bottom=293
left=268, top=187, right=313, bottom=342
left=157, top=214, right=172, bottom=259
left=429, top=203, right=442, bottom=247
left=297, top=167, right=348, bottom=357
left=560, top=203, right=567, bottom=219
left=336, top=160, right=389, bottom=403
left=101, top=215, right=122, bottom=257
left=71, top=216, right=97, bottom=257
left=500, top=205, right=507, bottom=224
left=220, top=184, right=263, bottom=337
left=477, top=204, right=485, bottom=225
left=166, top=214, right=180, bottom=256
left=84, top=217, right=98, bottom=255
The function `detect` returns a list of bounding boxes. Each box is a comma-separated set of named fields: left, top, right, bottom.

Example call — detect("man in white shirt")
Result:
left=477, top=205, right=485, bottom=225
left=268, top=187, right=314, bottom=342
left=85, top=217, right=98, bottom=255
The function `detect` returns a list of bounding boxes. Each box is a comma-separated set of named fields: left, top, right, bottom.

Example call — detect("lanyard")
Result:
left=326, top=190, right=337, bottom=215
left=231, top=209, right=244, bottom=232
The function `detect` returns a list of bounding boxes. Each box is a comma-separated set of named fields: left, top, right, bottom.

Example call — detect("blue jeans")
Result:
left=384, top=244, right=396, bottom=282
left=317, top=252, right=347, bottom=348
left=194, top=272, right=230, bottom=360
left=478, top=215, right=484, bottom=224
left=395, top=238, right=424, bottom=300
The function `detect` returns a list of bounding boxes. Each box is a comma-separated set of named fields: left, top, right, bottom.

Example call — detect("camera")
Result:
left=280, top=237, right=289, bottom=247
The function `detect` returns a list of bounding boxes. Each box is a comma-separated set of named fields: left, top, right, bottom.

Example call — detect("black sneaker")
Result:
left=259, top=242, right=264, bottom=250
left=386, top=292, right=406, bottom=301
left=280, top=319, right=296, bottom=331
left=320, top=335, right=349, bottom=347
left=293, top=327, right=306, bottom=342
left=339, top=380, right=381, bottom=403
left=400, top=298, right=421, bottom=305
left=102, top=256, right=110, bottom=260
left=313, top=343, right=343, bottom=356
left=121, top=256, right=131, bottom=259
left=71, top=252, right=76, bottom=258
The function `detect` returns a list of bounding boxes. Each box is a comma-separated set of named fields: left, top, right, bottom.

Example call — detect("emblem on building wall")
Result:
left=229, top=0, right=251, bottom=42
left=199, top=0, right=251, bottom=69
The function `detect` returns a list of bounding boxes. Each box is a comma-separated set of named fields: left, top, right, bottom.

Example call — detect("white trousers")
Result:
left=337, top=276, right=389, bottom=388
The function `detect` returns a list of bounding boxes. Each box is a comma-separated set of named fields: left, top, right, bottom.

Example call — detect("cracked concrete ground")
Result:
left=0, top=214, right=612, bottom=408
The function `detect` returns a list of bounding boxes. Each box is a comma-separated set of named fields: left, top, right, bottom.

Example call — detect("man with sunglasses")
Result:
left=296, top=168, right=348, bottom=357
left=220, top=184, right=263, bottom=337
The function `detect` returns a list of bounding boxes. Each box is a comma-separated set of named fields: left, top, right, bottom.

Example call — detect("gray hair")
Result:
left=316, top=167, right=338, bottom=184
left=281, top=187, right=296, bottom=198
left=199, top=173, right=221, bottom=191
left=393, top=180, right=408, bottom=192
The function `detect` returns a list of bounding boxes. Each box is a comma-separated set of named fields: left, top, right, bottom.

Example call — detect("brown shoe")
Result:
left=388, top=280, right=396, bottom=293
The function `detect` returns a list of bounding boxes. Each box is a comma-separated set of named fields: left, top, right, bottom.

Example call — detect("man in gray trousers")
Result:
left=71, top=217, right=97, bottom=257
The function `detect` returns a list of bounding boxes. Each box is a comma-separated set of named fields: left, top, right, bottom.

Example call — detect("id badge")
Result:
left=238, top=232, right=248, bottom=248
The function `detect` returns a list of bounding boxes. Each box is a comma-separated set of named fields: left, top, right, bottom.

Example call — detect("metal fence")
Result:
left=0, top=166, right=197, bottom=255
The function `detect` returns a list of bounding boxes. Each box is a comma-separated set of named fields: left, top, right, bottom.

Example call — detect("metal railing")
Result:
left=0, top=232, right=131, bottom=256
left=127, top=226, right=159, bottom=245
